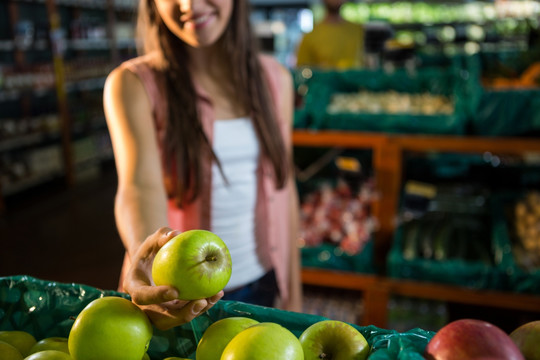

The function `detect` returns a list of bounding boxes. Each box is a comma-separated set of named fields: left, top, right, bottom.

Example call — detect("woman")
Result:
left=103, top=0, right=302, bottom=330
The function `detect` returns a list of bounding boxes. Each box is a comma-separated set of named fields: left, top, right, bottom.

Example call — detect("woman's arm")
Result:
left=276, top=63, right=303, bottom=312
left=103, top=66, right=223, bottom=329
left=103, top=66, right=168, bottom=259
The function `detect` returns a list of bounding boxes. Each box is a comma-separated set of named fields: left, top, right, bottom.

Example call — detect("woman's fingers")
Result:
left=200, top=291, right=224, bottom=313
left=141, top=299, right=209, bottom=331
left=129, top=284, right=179, bottom=305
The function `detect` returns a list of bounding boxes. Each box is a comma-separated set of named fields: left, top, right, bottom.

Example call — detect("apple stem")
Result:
left=319, top=353, right=330, bottom=359
left=205, top=255, right=218, bottom=262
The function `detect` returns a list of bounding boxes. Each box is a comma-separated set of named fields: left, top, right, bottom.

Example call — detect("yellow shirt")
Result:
left=296, top=20, right=364, bottom=70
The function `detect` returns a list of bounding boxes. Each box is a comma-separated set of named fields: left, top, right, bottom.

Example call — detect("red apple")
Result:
left=509, top=320, right=540, bottom=360
left=425, top=319, right=524, bottom=360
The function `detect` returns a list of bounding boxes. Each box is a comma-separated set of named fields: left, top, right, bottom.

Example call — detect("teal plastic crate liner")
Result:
left=387, top=214, right=510, bottom=291
left=491, top=193, right=540, bottom=294
left=472, top=89, right=540, bottom=136
left=301, top=67, right=475, bottom=135
left=0, top=275, right=434, bottom=359
left=301, top=240, right=377, bottom=274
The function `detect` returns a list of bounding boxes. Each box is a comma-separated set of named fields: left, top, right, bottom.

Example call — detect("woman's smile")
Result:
left=181, top=12, right=217, bottom=30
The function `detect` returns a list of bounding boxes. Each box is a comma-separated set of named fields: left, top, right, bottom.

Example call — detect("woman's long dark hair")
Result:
left=136, top=0, right=288, bottom=207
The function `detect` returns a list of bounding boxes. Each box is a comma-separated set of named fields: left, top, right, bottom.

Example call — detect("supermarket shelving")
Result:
left=294, top=130, right=540, bottom=328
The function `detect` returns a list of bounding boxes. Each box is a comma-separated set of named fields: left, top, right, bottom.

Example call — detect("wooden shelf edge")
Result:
left=292, top=130, right=540, bottom=155
left=301, top=268, right=379, bottom=291
left=301, top=268, right=540, bottom=314
left=384, top=277, right=540, bottom=313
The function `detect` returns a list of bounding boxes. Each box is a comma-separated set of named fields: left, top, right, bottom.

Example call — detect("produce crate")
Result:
left=471, top=89, right=540, bottom=136
left=387, top=189, right=511, bottom=290
left=301, top=239, right=377, bottom=274
left=0, top=275, right=434, bottom=359
left=491, top=193, right=540, bottom=294
left=301, top=66, right=473, bottom=135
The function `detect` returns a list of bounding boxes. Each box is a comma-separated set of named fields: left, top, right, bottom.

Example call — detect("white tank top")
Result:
left=211, top=117, right=268, bottom=290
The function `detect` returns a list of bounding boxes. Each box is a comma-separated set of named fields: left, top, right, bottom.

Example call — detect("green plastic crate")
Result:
left=301, top=240, right=377, bottom=274
left=387, top=207, right=510, bottom=291
left=0, top=275, right=433, bottom=359
left=471, top=89, right=540, bottom=136
left=301, top=66, right=475, bottom=135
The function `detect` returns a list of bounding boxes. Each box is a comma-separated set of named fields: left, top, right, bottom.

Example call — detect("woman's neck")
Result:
left=188, top=43, right=226, bottom=75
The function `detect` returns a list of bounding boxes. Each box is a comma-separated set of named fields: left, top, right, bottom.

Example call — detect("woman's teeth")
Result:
left=193, top=14, right=210, bottom=25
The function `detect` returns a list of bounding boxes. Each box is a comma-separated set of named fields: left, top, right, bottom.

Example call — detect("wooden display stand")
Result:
left=294, top=130, right=540, bottom=328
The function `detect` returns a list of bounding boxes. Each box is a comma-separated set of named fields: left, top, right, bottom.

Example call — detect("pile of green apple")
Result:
left=0, top=296, right=154, bottom=360
left=0, top=330, right=71, bottom=360
left=195, top=316, right=369, bottom=360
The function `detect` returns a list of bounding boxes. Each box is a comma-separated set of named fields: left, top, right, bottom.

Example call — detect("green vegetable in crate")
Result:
left=152, top=230, right=232, bottom=300
left=299, top=320, right=369, bottom=360
left=0, top=340, right=24, bottom=360
left=196, top=317, right=259, bottom=360
left=25, top=350, right=73, bottom=359
left=514, top=192, right=540, bottom=269
left=402, top=220, right=421, bottom=260
left=28, top=337, right=69, bottom=355
left=68, top=296, right=153, bottom=360
left=433, top=222, right=453, bottom=261
left=0, top=330, right=36, bottom=357
left=221, top=322, right=304, bottom=360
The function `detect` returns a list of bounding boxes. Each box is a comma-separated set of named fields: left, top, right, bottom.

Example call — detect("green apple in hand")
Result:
left=0, top=330, right=37, bottom=356
left=299, top=320, right=369, bottom=360
left=24, top=350, right=73, bottom=360
left=0, top=340, right=24, bottom=360
left=68, top=296, right=153, bottom=360
left=221, top=322, right=304, bottom=360
left=29, top=337, right=69, bottom=355
left=196, top=317, right=259, bottom=360
left=152, top=230, right=232, bottom=300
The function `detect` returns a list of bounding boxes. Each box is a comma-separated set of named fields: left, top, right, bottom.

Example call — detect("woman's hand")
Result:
left=123, top=227, right=224, bottom=330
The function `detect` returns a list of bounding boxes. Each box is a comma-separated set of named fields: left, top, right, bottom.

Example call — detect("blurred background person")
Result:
left=296, top=0, right=365, bottom=69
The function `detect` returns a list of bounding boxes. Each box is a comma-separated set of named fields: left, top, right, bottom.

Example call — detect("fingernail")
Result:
left=192, top=302, right=206, bottom=315
left=165, top=289, right=178, bottom=301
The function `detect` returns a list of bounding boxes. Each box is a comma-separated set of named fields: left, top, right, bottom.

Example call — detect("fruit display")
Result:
left=0, top=314, right=370, bottom=360
left=512, top=191, right=540, bottom=271
left=327, top=90, right=455, bottom=116
left=0, top=330, right=37, bottom=357
left=0, top=331, right=69, bottom=360
left=1, top=273, right=439, bottom=359
left=299, top=178, right=377, bottom=256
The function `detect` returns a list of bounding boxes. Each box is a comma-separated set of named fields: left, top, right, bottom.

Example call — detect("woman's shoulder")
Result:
left=116, top=53, right=162, bottom=75
left=106, top=53, right=164, bottom=98
left=258, top=54, right=292, bottom=90
left=104, top=56, right=157, bottom=106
